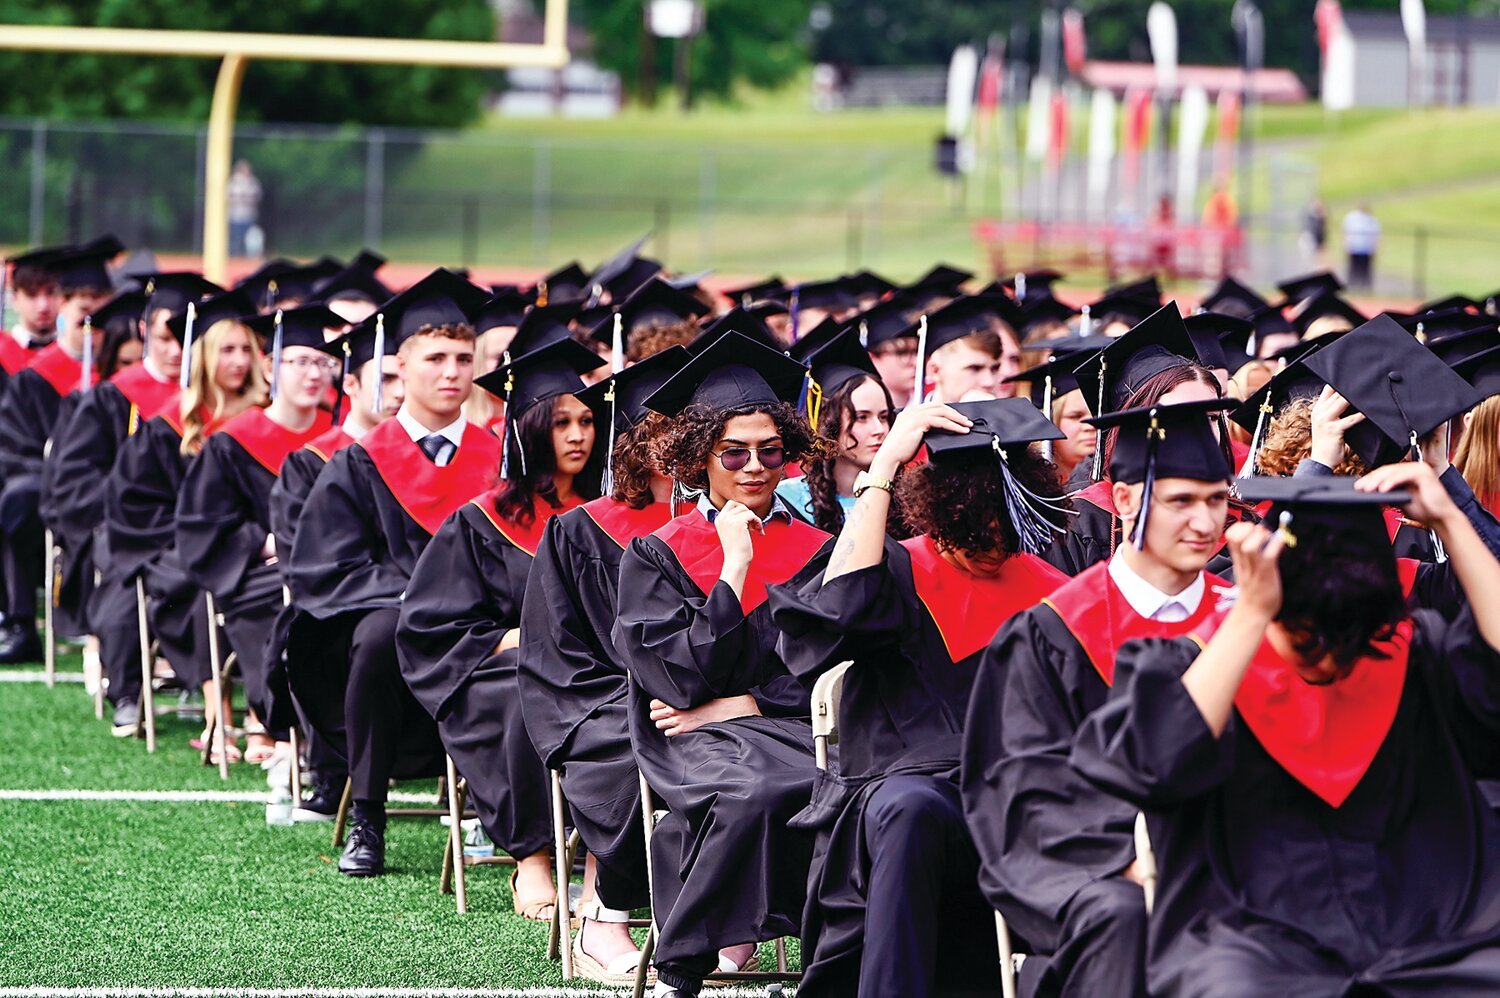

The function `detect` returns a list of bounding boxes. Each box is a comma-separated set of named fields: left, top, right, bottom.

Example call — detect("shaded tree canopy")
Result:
left=0, top=0, right=495, bottom=126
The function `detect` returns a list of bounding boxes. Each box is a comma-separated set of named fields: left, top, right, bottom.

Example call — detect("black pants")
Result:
left=1348, top=252, right=1373, bottom=290
left=1036, top=876, right=1148, bottom=998
left=285, top=612, right=357, bottom=784
left=557, top=701, right=649, bottom=911
left=2, top=522, right=41, bottom=624
left=220, top=597, right=280, bottom=733
left=346, top=608, right=442, bottom=805
left=93, top=572, right=142, bottom=709
left=855, top=776, right=1000, bottom=998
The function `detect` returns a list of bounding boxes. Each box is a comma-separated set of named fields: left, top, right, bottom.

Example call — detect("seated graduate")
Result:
left=517, top=345, right=691, bottom=983
left=1072, top=468, right=1500, bottom=997
left=963, top=399, right=1238, bottom=998
left=898, top=294, right=1022, bottom=406
left=0, top=244, right=68, bottom=377
left=175, top=305, right=338, bottom=764
left=103, top=289, right=261, bottom=745
left=267, top=318, right=404, bottom=822
left=0, top=237, right=121, bottom=663
left=611, top=331, right=835, bottom=998
left=463, top=290, right=529, bottom=432
left=767, top=393, right=1069, bottom=997
left=1059, top=303, right=1255, bottom=576
left=775, top=329, right=895, bottom=531
left=397, top=334, right=605, bottom=920
left=287, top=269, right=499, bottom=878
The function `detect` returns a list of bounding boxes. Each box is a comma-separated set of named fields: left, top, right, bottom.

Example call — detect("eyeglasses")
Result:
left=281, top=356, right=339, bottom=373
left=713, top=445, right=787, bottom=471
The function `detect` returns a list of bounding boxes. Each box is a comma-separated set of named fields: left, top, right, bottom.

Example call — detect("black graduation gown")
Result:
left=517, top=497, right=685, bottom=910
left=176, top=407, right=331, bottom=724
left=103, top=414, right=213, bottom=689
left=962, top=561, right=1233, bottom=997
left=611, top=512, right=832, bottom=979
left=1072, top=610, right=1500, bottom=998
left=396, top=492, right=568, bottom=859
left=768, top=535, right=1065, bottom=997
left=36, top=390, right=91, bottom=636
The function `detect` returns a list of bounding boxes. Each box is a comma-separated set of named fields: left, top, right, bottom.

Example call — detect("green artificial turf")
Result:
left=0, top=664, right=799, bottom=991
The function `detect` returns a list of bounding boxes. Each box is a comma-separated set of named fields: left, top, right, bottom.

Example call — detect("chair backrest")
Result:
left=811, top=660, right=853, bottom=771
left=1134, top=810, right=1158, bottom=915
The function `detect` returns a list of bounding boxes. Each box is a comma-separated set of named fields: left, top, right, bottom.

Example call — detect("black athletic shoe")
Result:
left=294, top=779, right=343, bottom=823
left=0, top=623, right=43, bottom=664
left=338, top=818, right=385, bottom=877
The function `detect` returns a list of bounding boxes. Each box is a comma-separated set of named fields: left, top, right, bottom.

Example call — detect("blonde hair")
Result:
left=180, top=319, right=267, bottom=455
left=1456, top=396, right=1500, bottom=512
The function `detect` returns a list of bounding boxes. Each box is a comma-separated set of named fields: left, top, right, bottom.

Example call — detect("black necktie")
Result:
left=419, top=433, right=454, bottom=466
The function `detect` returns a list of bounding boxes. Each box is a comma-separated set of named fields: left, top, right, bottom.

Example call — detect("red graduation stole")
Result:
left=219, top=406, right=334, bottom=476
left=28, top=342, right=94, bottom=396
left=1041, top=561, right=1232, bottom=686
left=1074, top=479, right=1116, bottom=514
left=655, top=510, right=831, bottom=614
left=900, top=534, right=1067, bottom=662
left=111, top=363, right=183, bottom=425
left=358, top=418, right=502, bottom=536
left=1396, top=558, right=1418, bottom=599
left=471, top=489, right=584, bottom=557
left=581, top=496, right=693, bottom=551
left=0, top=335, right=32, bottom=376
left=1227, top=620, right=1411, bottom=808
left=305, top=425, right=356, bottom=463
left=1229, top=436, right=1251, bottom=474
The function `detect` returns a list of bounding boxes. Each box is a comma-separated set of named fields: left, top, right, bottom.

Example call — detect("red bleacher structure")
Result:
left=973, top=219, right=1246, bottom=283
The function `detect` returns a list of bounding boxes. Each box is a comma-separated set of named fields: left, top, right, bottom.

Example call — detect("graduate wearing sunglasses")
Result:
left=612, top=331, right=835, bottom=998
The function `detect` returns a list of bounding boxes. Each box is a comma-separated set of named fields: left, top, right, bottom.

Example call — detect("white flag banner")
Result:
left=1087, top=87, right=1118, bottom=219
left=1147, top=2, right=1179, bottom=94
left=1323, top=21, right=1356, bottom=110
left=946, top=44, right=980, bottom=138
left=1401, top=0, right=1427, bottom=104
left=1026, top=75, right=1053, bottom=162
left=1175, top=83, right=1210, bottom=216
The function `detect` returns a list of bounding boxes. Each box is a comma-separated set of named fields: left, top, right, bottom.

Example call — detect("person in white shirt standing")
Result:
left=1342, top=203, right=1381, bottom=291
left=227, top=160, right=263, bottom=258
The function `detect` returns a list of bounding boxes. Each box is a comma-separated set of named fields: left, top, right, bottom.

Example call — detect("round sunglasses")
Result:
left=712, top=445, right=787, bottom=472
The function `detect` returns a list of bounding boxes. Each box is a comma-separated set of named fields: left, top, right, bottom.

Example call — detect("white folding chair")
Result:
left=1134, top=811, right=1158, bottom=915
left=201, top=592, right=238, bottom=779
left=42, top=527, right=59, bottom=688
left=438, top=754, right=519, bottom=914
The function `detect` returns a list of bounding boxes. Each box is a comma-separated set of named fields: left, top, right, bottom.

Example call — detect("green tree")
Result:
left=0, top=0, right=495, bottom=127
left=573, top=0, right=814, bottom=102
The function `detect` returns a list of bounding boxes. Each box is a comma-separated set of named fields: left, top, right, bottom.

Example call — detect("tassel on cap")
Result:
left=332, top=339, right=351, bottom=424
left=1240, top=397, right=1273, bottom=477
left=788, top=289, right=801, bottom=341
left=80, top=316, right=93, bottom=394
left=1039, top=373, right=1054, bottom=461
left=992, top=437, right=1071, bottom=555
left=371, top=313, right=385, bottom=415
left=1090, top=356, right=1107, bottom=481
left=1129, top=408, right=1165, bottom=551
left=1014, top=272, right=1027, bottom=300
left=611, top=312, right=625, bottom=374
left=912, top=315, right=929, bottom=404
left=269, top=308, right=285, bottom=401
left=600, top=377, right=618, bottom=496
left=1078, top=304, right=1093, bottom=338
left=179, top=302, right=197, bottom=389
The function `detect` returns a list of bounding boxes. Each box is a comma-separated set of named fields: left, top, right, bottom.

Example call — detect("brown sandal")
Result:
left=509, top=869, right=557, bottom=922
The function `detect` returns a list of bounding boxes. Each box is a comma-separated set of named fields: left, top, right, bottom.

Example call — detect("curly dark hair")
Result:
left=802, top=374, right=895, bottom=533
left=660, top=400, right=824, bottom=491
left=494, top=394, right=604, bottom=525
left=1275, top=512, right=1407, bottom=676
left=627, top=320, right=699, bottom=363
left=895, top=442, right=1070, bottom=557
left=610, top=412, right=674, bottom=509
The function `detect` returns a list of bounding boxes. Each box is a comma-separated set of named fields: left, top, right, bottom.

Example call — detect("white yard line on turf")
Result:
left=0, top=671, right=84, bottom=682
left=0, top=990, right=793, bottom=997
left=0, top=790, right=442, bottom=803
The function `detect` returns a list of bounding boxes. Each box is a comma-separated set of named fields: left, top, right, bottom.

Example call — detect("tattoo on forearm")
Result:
left=826, top=495, right=871, bottom=576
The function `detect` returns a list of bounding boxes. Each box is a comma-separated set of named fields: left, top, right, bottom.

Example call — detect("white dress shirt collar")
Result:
left=396, top=405, right=466, bottom=450
left=141, top=355, right=172, bottom=383
left=695, top=491, right=793, bottom=525
left=1108, top=549, right=1204, bottom=623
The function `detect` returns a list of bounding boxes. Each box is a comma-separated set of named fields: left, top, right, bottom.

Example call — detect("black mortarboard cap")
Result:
left=1302, top=314, right=1485, bottom=468
left=691, top=308, right=782, bottom=356
left=1419, top=294, right=1480, bottom=315
left=1088, top=288, right=1158, bottom=328
left=1289, top=291, right=1365, bottom=336
left=49, top=235, right=124, bottom=291
left=1105, top=276, right=1163, bottom=306
left=795, top=276, right=866, bottom=313
left=372, top=268, right=490, bottom=345
left=5, top=244, right=66, bottom=270
left=1452, top=343, right=1500, bottom=399
left=1265, top=326, right=1351, bottom=366
left=473, top=291, right=532, bottom=335
left=1071, top=302, right=1199, bottom=416
left=667, top=269, right=715, bottom=293
left=587, top=233, right=654, bottom=299
left=244, top=305, right=346, bottom=352
left=602, top=257, right=664, bottom=301
left=234, top=258, right=300, bottom=308
left=1000, top=269, right=1064, bottom=302
left=1003, top=352, right=1084, bottom=408
left=1192, top=312, right=1254, bottom=373
left=1397, top=307, right=1493, bottom=345
left=1276, top=270, right=1343, bottom=305
left=907, top=265, right=973, bottom=297
left=1086, top=396, right=1234, bottom=491
left=906, top=294, right=1022, bottom=356
left=1235, top=475, right=1404, bottom=553
left=537, top=262, right=589, bottom=304
left=805, top=327, right=880, bottom=397
left=1199, top=276, right=1268, bottom=319
left=786, top=317, right=845, bottom=366
left=1429, top=325, right=1500, bottom=368
left=589, top=277, right=710, bottom=345
left=645, top=330, right=807, bottom=417
left=1229, top=353, right=1331, bottom=474
left=721, top=277, right=787, bottom=307
left=312, top=259, right=392, bottom=306
left=475, top=336, right=605, bottom=421
left=851, top=298, right=920, bottom=350
left=577, top=344, right=691, bottom=438
left=1019, top=295, right=1080, bottom=339
left=849, top=270, right=898, bottom=300
left=166, top=288, right=255, bottom=345
left=89, top=290, right=148, bottom=330
left=1249, top=303, right=1297, bottom=338
left=506, top=301, right=583, bottom=360
left=319, top=314, right=400, bottom=372
left=1182, top=313, right=1236, bottom=373
left=143, top=272, right=223, bottom=317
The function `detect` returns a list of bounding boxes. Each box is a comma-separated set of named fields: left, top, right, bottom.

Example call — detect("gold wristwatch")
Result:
left=852, top=471, right=895, bottom=497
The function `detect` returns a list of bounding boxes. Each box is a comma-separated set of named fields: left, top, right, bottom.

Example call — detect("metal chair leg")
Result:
left=775, top=936, right=788, bottom=973
left=204, top=593, right=229, bottom=780
left=42, top=531, right=55, bottom=688
left=288, top=727, right=303, bottom=803
left=136, top=578, right=155, bottom=752
left=445, top=755, right=468, bottom=914
left=633, top=773, right=659, bottom=998
left=331, top=777, right=353, bottom=848
left=550, top=769, right=573, bottom=974
left=996, top=910, right=1017, bottom=998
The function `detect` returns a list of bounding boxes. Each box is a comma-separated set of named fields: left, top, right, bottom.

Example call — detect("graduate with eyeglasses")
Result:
left=768, top=396, right=1069, bottom=997
left=611, top=331, right=835, bottom=998
left=175, top=305, right=339, bottom=764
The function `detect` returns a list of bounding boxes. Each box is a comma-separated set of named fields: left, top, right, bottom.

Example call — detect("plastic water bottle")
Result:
left=463, top=820, right=495, bottom=857
left=265, top=787, right=295, bottom=826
